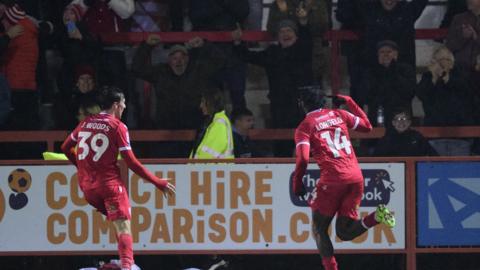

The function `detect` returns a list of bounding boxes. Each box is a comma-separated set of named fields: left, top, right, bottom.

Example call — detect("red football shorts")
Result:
left=309, top=181, right=363, bottom=220
left=82, top=183, right=131, bottom=221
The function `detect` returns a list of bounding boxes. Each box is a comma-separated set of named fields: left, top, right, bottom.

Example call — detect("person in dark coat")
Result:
left=440, top=0, right=468, bottom=29
left=416, top=46, right=476, bottom=126
left=366, top=40, right=416, bottom=127
left=374, top=108, right=437, bottom=157
left=57, top=3, right=102, bottom=96
left=446, top=0, right=480, bottom=74
left=232, top=6, right=313, bottom=156
left=54, top=64, right=100, bottom=130
left=188, top=0, right=249, bottom=110
left=343, top=0, right=428, bottom=67
left=336, top=0, right=367, bottom=106
left=231, top=107, right=255, bottom=158
left=132, top=35, right=226, bottom=130
left=232, top=10, right=313, bottom=157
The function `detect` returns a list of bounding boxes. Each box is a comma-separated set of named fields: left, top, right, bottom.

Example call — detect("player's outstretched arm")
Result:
left=61, top=135, right=78, bottom=166
left=121, top=150, right=176, bottom=197
left=336, top=94, right=372, bottom=132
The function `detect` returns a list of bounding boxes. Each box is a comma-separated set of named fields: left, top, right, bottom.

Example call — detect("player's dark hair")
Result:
left=298, top=85, right=326, bottom=112
left=231, top=107, right=253, bottom=123
left=96, top=86, right=125, bottom=110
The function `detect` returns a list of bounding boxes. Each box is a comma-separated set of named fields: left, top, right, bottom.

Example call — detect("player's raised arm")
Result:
left=335, top=95, right=372, bottom=132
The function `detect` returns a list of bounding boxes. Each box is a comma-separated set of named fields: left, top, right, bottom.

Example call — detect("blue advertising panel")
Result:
left=417, top=162, right=480, bottom=246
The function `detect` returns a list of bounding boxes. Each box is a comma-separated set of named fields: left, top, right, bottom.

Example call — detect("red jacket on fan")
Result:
left=83, top=1, right=127, bottom=35
left=1, top=18, right=38, bottom=90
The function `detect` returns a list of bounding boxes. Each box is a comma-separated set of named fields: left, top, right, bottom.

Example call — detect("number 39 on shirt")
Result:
left=77, top=131, right=109, bottom=161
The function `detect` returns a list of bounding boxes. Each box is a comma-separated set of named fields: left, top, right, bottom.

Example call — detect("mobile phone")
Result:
left=66, top=21, right=77, bottom=33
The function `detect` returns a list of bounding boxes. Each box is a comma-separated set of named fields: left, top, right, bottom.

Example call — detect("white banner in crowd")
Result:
left=0, top=163, right=405, bottom=253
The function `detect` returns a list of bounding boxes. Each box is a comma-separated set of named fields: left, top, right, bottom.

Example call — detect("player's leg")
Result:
left=104, top=184, right=134, bottom=270
left=335, top=182, right=395, bottom=241
left=310, top=182, right=345, bottom=270
left=113, top=219, right=134, bottom=270
left=312, top=211, right=338, bottom=270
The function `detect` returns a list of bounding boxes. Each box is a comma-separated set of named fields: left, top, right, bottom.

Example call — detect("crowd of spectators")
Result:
left=0, top=0, right=479, bottom=158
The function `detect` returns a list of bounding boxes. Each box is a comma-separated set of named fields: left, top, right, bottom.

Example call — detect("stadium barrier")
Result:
left=0, top=126, right=479, bottom=152
left=0, top=157, right=479, bottom=270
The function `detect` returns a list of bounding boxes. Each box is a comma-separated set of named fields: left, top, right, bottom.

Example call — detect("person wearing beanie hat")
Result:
left=376, top=39, right=399, bottom=68
left=376, top=40, right=399, bottom=52
left=231, top=2, right=312, bottom=157
left=274, top=4, right=308, bottom=49
left=75, top=64, right=96, bottom=94
left=277, top=19, right=298, bottom=35
left=2, top=3, right=25, bottom=27
left=63, top=3, right=85, bottom=23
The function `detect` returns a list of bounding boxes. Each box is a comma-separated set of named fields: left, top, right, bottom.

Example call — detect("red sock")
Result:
left=118, top=233, right=134, bottom=269
left=322, top=256, right=338, bottom=270
left=362, top=211, right=379, bottom=228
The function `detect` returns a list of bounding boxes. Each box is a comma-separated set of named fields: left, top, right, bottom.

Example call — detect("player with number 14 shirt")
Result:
left=293, top=90, right=396, bottom=270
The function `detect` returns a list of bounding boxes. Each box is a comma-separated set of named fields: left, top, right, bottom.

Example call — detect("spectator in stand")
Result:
left=446, top=0, right=480, bottom=74
left=12, top=0, right=56, bottom=119
left=336, top=0, right=366, bottom=106
left=190, top=88, right=234, bottom=159
left=373, top=108, right=438, bottom=157
left=132, top=35, right=225, bottom=130
left=0, top=3, right=23, bottom=128
left=0, top=3, right=39, bottom=130
left=67, top=0, right=134, bottom=89
left=57, top=3, right=101, bottom=96
left=232, top=7, right=313, bottom=157
left=344, top=0, right=427, bottom=67
left=188, top=0, right=249, bottom=109
left=416, top=46, right=475, bottom=156
left=132, top=35, right=226, bottom=157
left=267, top=0, right=331, bottom=84
left=440, top=0, right=468, bottom=29
left=55, top=64, right=100, bottom=129
left=231, top=107, right=254, bottom=158
left=267, top=0, right=329, bottom=36
left=366, top=40, right=416, bottom=127
left=416, top=46, right=475, bottom=126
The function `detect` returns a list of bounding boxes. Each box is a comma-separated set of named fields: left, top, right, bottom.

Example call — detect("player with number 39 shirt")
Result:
left=61, top=86, right=175, bottom=270
left=293, top=88, right=395, bottom=270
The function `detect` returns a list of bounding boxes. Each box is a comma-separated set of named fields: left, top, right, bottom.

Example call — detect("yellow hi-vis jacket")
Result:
left=190, top=110, right=234, bottom=159
left=42, top=152, right=68, bottom=160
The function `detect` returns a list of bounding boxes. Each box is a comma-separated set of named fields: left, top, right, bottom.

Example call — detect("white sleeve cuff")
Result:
left=119, top=146, right=132, bottom=151
left=352, top=116, right=360, bottom=130
left=296, top=141, right=310, bottom=147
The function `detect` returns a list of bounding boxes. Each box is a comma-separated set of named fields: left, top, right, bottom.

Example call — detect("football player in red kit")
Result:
left=293, top=88, right=395, bottom=270
left=61, top=86, right=175, bottom=270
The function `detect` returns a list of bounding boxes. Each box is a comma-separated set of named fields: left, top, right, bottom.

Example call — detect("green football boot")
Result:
left=375, top=204, right=396, bottom=228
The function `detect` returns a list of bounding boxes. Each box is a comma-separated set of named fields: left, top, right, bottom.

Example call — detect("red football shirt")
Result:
left=69, top=112, right=131, bottom=189
left=295, top=108, right=363, bottom=184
